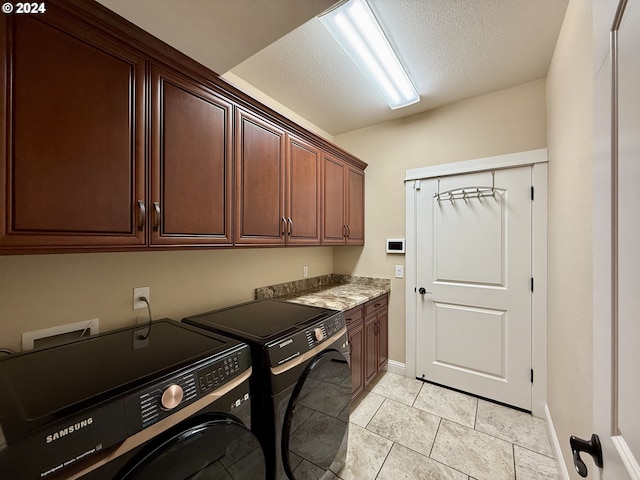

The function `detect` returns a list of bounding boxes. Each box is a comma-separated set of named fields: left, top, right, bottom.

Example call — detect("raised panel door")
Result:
left=364, top=313, right=378, bottom=385
left=235, top=109, right=286, bottom=245
left=348, top=322, right=364, bottom=399
left=286, top=136, right=320, bottom=244
left=321, top=155, right=346, bottom=245
left=377, top=309, right=388, bottom=372
left=0, top=10, right=146, bottom=251
left=150, top=66, right=232, bottom=246
left=415, top=167, right=533, bottom=410
left=346, top=166, right=364, bottom=245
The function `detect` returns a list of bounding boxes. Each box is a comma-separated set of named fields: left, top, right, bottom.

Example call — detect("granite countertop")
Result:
left=255, top=274, right=390, bottom=312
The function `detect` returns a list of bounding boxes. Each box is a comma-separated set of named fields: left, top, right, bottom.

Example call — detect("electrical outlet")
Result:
left=395, top=265, right=404, bottom=278
left=303, top=266, right=309, bottom=278
left=133, top=287, right=150, bottom=310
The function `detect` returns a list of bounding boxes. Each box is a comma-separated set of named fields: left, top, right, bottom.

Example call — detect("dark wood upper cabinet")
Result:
left=322, top=154, right=364, bottom=245
left=0, top=0, right=366, bottom=254
left=234, top=108, right=286, bottom=245
left=346, top=166, right=365, bottom=245
left=0, top=9, right=146, bottom=251
left=322, top=155, right=346, bottom=245
left=150, top=66, right=233, bottom=246
left=285, top=135, right=321, bottom=245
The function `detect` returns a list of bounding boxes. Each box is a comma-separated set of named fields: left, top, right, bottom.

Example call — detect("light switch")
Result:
left=395, top=265, right=404, bottom=278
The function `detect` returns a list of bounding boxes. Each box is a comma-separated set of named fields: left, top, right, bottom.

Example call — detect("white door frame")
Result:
left=405, top=148, right=548, bottom=417
left=593, top=0, right=640, bottom=477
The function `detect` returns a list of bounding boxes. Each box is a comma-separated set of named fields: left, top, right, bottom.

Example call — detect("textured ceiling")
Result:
left=228, top=0, right=569, bottom=135
left=96, top=0, right=337, bottom=74
left=97, top=0, right=568, bottom=137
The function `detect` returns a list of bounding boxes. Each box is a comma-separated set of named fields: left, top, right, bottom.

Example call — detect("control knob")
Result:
left=161, top=384, right=184, bottom=410
left=314, top=328, right=324, bottom=341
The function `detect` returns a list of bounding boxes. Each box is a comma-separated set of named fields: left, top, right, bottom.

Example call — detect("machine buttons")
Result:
left=314, top=328, right=324, bottom=341
left=160, top=384, right=184, bottom=410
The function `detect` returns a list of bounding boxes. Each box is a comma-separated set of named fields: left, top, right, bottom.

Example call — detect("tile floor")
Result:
left=331, top=371, right=560, bottom=480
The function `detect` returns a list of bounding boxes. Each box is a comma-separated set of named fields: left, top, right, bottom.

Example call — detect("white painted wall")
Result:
left=332, top=79, right=547, bottom=364
left=546, top=0, right=594, bottom=478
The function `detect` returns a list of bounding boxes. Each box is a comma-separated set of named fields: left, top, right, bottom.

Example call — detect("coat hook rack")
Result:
left=434, top=171, right=504, bottom=204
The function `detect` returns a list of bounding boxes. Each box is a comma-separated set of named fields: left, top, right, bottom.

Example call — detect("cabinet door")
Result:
left=377, top=309, right=389, bottom=371
left=150, top=66, right=232, bottom=246
left=235, top=109, right=286, bottom=245
left=321, top=154, right=346, bottom=245
left=286, top=136, right=320, bottom=244
left=346, top=166, right=365, bottom=245
left=0, top=11, right=146, bottom=251
left=348, top=322, right=364, bottom=399
left=364, top=313, right=379, bottom=385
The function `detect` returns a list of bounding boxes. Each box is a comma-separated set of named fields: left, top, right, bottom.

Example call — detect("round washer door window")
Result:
left=117, top=413, right=265, bottom=480
left=282, top=349, right=351, bottom=479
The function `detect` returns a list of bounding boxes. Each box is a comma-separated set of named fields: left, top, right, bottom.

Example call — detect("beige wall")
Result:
left=546, top=0, right=593, bottom=477
left=0, top=70, right=340, bottom=354
left=0, top=247, right=333, bottom=352
left=332, top=79, right=547, bottom=364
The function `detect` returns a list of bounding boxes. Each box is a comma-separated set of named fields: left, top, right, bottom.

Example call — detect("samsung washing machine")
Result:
left=184, top=299, right=351, bottom=480
left=0, top=319, right=266, bottom=480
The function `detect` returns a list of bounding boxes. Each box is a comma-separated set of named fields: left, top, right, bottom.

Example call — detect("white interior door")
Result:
left=593, top=0, right=640, bottom=477
left=415, top=166, right=532, bottom=411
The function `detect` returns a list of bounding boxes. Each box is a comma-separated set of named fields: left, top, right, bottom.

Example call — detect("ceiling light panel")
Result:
left=319, top=0, right=419, bottom=109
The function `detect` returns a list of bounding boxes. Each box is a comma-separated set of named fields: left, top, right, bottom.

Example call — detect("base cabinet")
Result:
left=364, top=294, right=389, bottom=388
left=346, top=306, right=364, bottom=399
left=347, top=293, right=388, bottom=400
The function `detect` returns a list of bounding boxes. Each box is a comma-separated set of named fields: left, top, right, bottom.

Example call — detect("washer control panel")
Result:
left=197, top=352, right=242, bottom=393
left=126, top=343, right=250, bottom=431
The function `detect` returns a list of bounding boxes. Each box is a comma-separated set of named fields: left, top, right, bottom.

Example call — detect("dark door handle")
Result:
left=418, top=287, right=432, bottom=295
left=570, top=434, right=603, bottom=477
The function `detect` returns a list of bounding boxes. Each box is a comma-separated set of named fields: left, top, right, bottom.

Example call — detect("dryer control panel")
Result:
left=266, top=312, right=346, bottom=368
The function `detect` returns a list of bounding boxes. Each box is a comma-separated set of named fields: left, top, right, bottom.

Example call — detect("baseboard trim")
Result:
left=385, top=360, right=406, bottom=376
left=545, top=404, right=570, bottom=480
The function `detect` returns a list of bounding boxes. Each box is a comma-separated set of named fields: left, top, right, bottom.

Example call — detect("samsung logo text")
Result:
left=46, top=418, right=93, bottom=443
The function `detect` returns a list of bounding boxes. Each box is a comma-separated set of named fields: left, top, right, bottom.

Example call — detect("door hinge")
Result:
left=530, top=277, right=534, bottom=292
left=415, top=179, right=421, bottom=190
left=530, top=369, right=534, bottom=383
left=531, top=186, right=534, bottom=200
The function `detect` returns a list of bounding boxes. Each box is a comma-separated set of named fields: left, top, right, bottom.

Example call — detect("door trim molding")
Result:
left=405, top=148, right=548, bottom=181
left=405, top=148, right=548, bottom=417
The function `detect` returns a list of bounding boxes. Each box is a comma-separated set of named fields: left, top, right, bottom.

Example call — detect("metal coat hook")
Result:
left=433, top=173, right=504, bottom=205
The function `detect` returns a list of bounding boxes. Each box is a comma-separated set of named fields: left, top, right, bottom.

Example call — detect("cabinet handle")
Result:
left=287, top=217, right=293, bottom=235
left=343, top=224, right=347, bottom=238
left=153, top=202, right=161, bottom=232
left=374, top=303, right=381, bottom=308
left=374, top=322, right=379, bottom=335
left=346, top=224, right=350, bottom=238
left=137, top=201, right=146, bottom=231
left=281, top=217, right=287, bottom=235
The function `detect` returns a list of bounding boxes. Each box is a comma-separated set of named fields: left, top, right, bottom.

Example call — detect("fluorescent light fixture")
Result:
left=319, top=0, right=419, bottom=109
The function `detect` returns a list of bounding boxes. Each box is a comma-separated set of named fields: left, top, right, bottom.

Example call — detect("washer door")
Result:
left=282, top=349, right=351, bottom=479
left=116, top=413, right=265, bottom=480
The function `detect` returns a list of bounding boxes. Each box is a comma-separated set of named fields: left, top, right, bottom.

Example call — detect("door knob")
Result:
left=570, top=434, right=603, bottom=477
left=418, top=287, right=432, bottom=295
